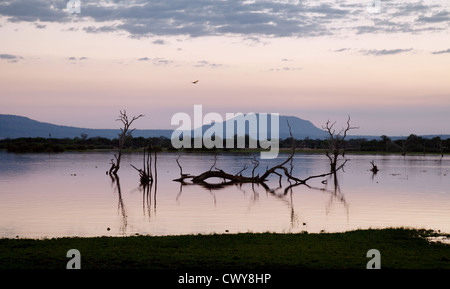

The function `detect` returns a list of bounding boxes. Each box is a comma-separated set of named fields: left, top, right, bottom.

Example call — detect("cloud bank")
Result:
left=0, top=53, right=23, bottom=62
left=0, top=0, right=448, bottom=39
left=359, top=48, right=414, bottom=56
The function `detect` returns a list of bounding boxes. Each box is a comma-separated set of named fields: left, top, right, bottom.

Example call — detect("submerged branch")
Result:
left=131, top=144, right=155, bottom=186
left=172, top=119, right=346, bottom=188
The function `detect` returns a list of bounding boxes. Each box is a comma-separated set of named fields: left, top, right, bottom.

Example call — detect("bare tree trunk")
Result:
left=370, top=160, right=379, bottom=174
left=323, top=116, right=358, bottom=173
left=109, top=110, right=144, bottom=176
left=131, top=144, right=154, bottom=185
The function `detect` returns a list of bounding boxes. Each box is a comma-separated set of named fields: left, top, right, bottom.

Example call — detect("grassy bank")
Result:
left=1, top=228, right=449, bottom=269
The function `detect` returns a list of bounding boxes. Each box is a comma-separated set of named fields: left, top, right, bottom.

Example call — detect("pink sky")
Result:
left=1, top=0, right=449, bottom=135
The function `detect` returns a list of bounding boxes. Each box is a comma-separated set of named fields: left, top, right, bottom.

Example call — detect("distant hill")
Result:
left=280, top=115, right=329, bottom=139
left=0, top=114, right=329, bottom=140
left=189, top=114, right=329, bottom=140
left=0, top=115, right=173, bottom=139
left=2, top=114, right=448, bottom=141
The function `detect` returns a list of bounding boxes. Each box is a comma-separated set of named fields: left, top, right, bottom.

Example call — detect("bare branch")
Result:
left=109, top=110, right=144, bottom=175
left=176, top=156, right=183, bottom=176
left=209, top=154, right=218, bottom=172
left=322, top=116, right=358, bottom=172
left=172, top=118, right=352, bottom=188
left=370, top=160, right=379, bottom=173
left=235, top=165, right=248, bottom=176
left=251, top=156, right=259, bottom=178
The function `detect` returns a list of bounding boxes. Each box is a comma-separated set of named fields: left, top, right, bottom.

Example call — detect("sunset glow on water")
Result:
left=1, top=151, right=449, bottom=238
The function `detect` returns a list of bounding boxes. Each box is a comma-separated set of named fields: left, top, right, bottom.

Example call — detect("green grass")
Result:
left=1, top=228, right=449, bottom=269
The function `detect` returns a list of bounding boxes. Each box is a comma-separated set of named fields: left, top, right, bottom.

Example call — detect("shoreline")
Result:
left=1, top=228, right=449, bottom=269
left=1, top=147, right=449, bottom=156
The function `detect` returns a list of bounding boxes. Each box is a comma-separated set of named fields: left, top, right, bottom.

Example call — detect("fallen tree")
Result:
left=173, top=122, right=347, bottom=188
left=174, top=152, right=347, bottom=187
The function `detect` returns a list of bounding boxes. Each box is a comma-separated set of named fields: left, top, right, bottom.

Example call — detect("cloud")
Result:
left=270, top=57, right=301, bottom=71
left=83, top=25, right=117, bottom=34
left=152, top=39, right=167, bottom=45
left=34, top=23, right=46, bottom=29
left=194, top=60, right=223, bottom=68
left=359, top=48, right=413, bottom=56
left=432, top=48, right=450, bottom=55
left=0, top=0, right=448, bottom=39
left=0, top=53, right=23, bottom=62
left=417, top=11, right=450, bottom=23
left=67, top=56, right=88, bottom=62
left=152, top=57, right=173, bottom=66
left=334, top=48, right=351, bottom=52
left=0, top=0, right=351, bottom=37
left=137, top=57, right=173, bottom=66
left=269, top=66, right=302, bottom=72
left=0, top=0, right=67, bottom=22
left=0, top=54, right=19, bottom=60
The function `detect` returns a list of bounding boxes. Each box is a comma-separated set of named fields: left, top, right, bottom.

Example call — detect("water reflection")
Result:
left=174, top=157, right=350, bottom=233
left=109, top=174, right=127, bottom=233
left=140, top=177, right=157, bottom=221
left=267, top=185, right=299, bottom=230
left=111, top=158, right=159, bottom=229
left=1, top=151, right=449, bottom=238
left=176, top=181, right=218, bottom=207
left=322, top=172, right=348, bottom=221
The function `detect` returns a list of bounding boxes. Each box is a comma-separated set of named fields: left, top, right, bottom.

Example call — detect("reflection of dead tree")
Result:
left=108, top=110, right=144, bottom=176
left=140, top=174, right=157, bottom=221
left=129, top=143, right=158, bottom=220
left=324, top=172, right=348, bottom=219
left=293, top=172, right=349, bottom=222
left=175, top=178, right=218, bottom=206
left=323, top=116, right=358, bottom=172
left=271, top=185, right=299, bottom=230
left=109, top=174, right=127, bottom=233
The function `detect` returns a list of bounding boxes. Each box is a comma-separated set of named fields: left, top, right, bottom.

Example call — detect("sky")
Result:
left=0, top=0, right=449, bottom=136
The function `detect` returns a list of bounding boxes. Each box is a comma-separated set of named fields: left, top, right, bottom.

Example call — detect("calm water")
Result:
left=0, top=150, right=449, bottom=238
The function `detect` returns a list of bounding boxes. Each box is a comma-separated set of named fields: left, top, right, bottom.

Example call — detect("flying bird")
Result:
left=192, top=80, right=199, bottom=84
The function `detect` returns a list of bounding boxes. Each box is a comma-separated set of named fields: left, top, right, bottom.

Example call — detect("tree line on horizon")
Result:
left=1, top=133, right=449, bottom=155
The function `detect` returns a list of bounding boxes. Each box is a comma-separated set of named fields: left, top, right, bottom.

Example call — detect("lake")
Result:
left=0, top=150, right=449, bottom=238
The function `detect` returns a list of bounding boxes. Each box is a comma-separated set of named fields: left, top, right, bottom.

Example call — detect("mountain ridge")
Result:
left=0, top=114, right=173, bottom=140
left=0, top=114, right=329, bottom=140
left=1, top=114, right=449, bottom=141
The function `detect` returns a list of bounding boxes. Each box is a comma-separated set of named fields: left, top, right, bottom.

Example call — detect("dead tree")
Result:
left=323, top=116, right=358, bottom=172
left=174, top=149, right=347, bottom=188
left=173, top=121, right=347, bottom=188
left=370, top=161, right=379, bottom=174
left=131, top=144, right=156, bottom=185
left=108, top=110, right=144, bottom=175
